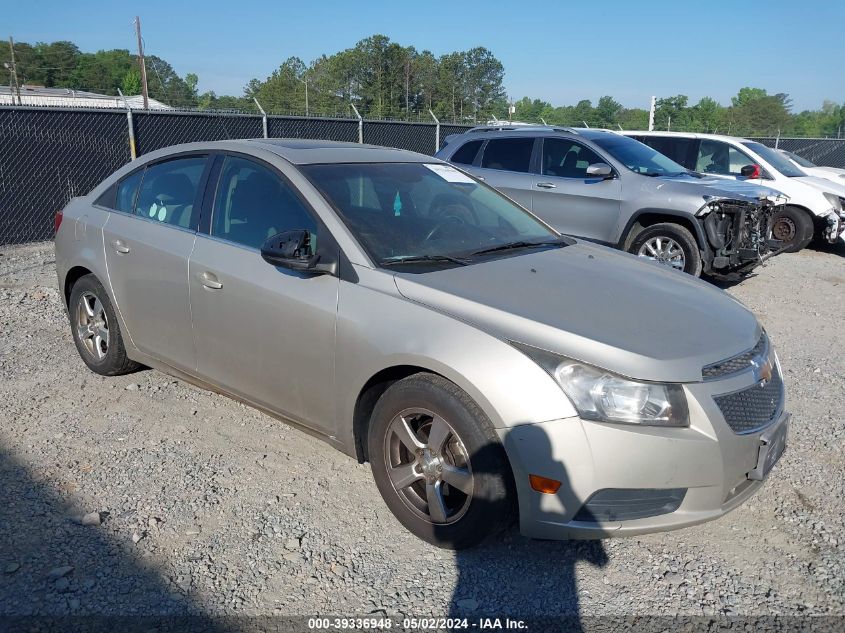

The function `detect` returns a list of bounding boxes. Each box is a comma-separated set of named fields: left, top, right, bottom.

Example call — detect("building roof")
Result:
left=0, top=85, right=170, bottom=109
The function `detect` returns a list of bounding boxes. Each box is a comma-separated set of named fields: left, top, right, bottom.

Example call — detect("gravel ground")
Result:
left=0, top=240, right=843, bottom=624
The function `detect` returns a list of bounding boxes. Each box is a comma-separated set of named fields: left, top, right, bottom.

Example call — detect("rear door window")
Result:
left=542, top=138, right=604, bottom=178
left=451, top=140, right=483, bottom=165
left=696, top=140, right=754, bottom=177
left=135, top=156, right=207, bottom=229
left=480, top=138, right=534, bottom=173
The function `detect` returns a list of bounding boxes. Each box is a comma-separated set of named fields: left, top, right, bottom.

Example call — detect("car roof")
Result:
left=453, top=125, right=623, bottom=141
left=142, top=138, right=437, bottom=165
left=621, top=130, right=754, bottom=144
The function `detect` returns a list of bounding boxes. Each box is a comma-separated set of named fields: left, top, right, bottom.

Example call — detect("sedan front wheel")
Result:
left=367, top=373, right=514, bottom=549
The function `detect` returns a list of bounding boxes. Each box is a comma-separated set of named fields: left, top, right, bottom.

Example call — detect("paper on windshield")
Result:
left=424, top=163, right=476, bottom=184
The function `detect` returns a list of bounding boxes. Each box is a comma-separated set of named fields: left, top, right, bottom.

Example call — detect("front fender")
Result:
left=333, top=268, right=577, bottom=454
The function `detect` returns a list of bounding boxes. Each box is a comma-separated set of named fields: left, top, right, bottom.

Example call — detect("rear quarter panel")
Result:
left=55, top=196, right=111, bottom=312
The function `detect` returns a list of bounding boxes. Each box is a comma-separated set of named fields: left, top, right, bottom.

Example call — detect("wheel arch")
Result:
left=63, top=265, right=95, bottom=308
left=618, top=209, right=706, bottom=251
left=352, top=364, right=449, bottom=463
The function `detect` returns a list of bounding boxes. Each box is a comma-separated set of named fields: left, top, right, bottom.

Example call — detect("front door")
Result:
left=103, top=155, right=208, bottom=371
left=189, top=155, right=339, bottom=432
left=531, top=137, right=622, bottom=243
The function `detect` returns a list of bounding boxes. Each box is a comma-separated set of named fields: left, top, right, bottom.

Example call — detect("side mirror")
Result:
left=740, top=164, right=762, bottom=179
left=260, top=230, right=337, bottom=275
left=586, top=163, right=614, bottom=179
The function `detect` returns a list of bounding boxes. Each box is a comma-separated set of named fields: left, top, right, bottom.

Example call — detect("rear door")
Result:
left=188, top=154, right=338, bottom=432
left=102, top=154, right=209, bottom=371
left=463, top=137, right=536, bottom=209
left=530, top=137, right=622, bottom=243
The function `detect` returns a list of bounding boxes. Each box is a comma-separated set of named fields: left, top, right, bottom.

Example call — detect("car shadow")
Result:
left=808, top=239, right=845, bottom=256
left=440, top=424, right=609, bottom=629
left=0, top=446, right=219, bottom=632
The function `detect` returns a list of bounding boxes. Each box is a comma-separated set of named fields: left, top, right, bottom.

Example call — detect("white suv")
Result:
left=626, top=131, right=845, bottom=251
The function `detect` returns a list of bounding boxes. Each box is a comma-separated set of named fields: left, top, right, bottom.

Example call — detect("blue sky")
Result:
left=7, top=0, right=844, bottom=111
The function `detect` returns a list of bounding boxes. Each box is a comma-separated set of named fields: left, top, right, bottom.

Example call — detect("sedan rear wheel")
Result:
left=68, top=274, right=140, bottom=376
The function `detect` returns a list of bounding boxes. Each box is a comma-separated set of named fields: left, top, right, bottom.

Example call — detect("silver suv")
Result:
left=436, top=126, right=783, bottom=277
left=56, top=139, right=789, bottom=549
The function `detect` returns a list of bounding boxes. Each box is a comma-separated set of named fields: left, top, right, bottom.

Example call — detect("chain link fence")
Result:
left=5, top=104, right=845, bottom=246
left=0, top=107, right=131, bottom=244
left=751, top=137, right=845, bottom=168
left=0, top=106, right=471, bottom=244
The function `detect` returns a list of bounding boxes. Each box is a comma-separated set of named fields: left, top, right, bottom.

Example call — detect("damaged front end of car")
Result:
left=696, top=195, right=785, bottom=279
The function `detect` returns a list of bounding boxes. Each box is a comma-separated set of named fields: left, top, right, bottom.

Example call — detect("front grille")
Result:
left=714, top=363, right=784, bottom=434
left=703, top=334, right=767, bottom=380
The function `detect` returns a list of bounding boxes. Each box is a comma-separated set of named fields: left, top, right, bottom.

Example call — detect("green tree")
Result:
left=595, top=95, right=623, bottom=128
left=120, top=69, right=142, bottom=95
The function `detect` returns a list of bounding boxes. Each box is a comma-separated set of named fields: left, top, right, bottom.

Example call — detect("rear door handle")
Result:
left=198, top=271, right=223, bottom=290
left=536, top=182, right=557, bottom=189
left=111, top=239, right=130, bottom=254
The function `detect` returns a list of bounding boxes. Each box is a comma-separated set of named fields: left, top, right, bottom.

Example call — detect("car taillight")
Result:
left=749, top=164, right=761, bottom=179
left=54, top=210, right=64, bottom=234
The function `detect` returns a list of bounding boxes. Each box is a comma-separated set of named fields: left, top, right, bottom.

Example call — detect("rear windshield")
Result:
left=784, top=150, right=816, bottom=169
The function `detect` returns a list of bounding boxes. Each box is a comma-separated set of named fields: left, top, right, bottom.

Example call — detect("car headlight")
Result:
left=822, top=192, right=842, bottom=211
left=512, top=342, right=689, bottom=427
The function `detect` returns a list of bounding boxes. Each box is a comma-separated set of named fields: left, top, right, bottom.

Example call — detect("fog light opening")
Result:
left=529, top=474, right=561, bottom=494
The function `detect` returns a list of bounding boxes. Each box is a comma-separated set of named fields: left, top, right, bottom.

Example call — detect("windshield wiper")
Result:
left=381, top=254, right=470, bottom=267
left=471, top=238, right=567, bottom=256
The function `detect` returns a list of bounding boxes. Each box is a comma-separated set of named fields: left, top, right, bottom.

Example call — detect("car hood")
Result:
left=393, top=242, right=760, bottom=383
left=651, top=174, right=784, bottom=203
left=795, top=175, right=845, bottom=198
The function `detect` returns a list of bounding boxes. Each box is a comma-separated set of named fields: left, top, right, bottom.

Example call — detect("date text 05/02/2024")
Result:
left=307, top=617, right=528, bottom=630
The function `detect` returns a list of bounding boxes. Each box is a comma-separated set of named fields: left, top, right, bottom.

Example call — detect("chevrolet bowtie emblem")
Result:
left=750, top=356, right=773, bottom=387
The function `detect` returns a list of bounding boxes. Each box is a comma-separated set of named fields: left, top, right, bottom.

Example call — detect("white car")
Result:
left=625, top=131, right=845, bottom=251
left=779, top=149, right=845, bottom=182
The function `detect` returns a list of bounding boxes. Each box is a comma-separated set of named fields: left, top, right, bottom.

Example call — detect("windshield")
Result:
left=591, top=134, right=687, bottom=176
left=784, top=150, right=816, bottom=168
left=742, top=142, right=806, bottom=177
left=301, top=162, right=560, bottom=269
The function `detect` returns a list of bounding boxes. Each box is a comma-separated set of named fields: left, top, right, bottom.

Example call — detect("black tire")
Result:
left=367, top=373, right=514, bottom=549
left=627, top=222, right=703, bottom=277
left=771, top=205, right=814, bottom=252
left=68, top=274, right=140, bottom=376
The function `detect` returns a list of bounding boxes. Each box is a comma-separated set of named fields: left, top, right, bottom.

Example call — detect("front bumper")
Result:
left=820, top=209, right=844, bottom=243
left=499, top=375, right=789, bottom=540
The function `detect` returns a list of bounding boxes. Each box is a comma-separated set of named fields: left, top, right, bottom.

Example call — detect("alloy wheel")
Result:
left=637, top=236, right=686, bottom=270
left=383, top=408, right=474, bottom=524
left=76, top=291, right=110, bottom=361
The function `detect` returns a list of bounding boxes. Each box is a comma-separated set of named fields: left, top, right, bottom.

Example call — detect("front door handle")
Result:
left=111, top=239, right=130, bottom=254
left=198, top=271, right=223, bottom=290
left=536, top=182, right=557, bottom=189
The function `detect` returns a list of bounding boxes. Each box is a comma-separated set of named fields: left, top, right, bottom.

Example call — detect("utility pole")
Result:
left=298, top=77, right=308, bottom=116
left=7, top=37, right=22, bottom=105
left=648, top=95, right=656, bottom=131
left=134, top=16, right=149, bottom=109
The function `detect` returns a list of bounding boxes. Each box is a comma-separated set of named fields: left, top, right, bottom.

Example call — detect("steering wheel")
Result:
left=424, top=193, right=478, bottom=241
left=424, top=215, right=467, bottom=242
